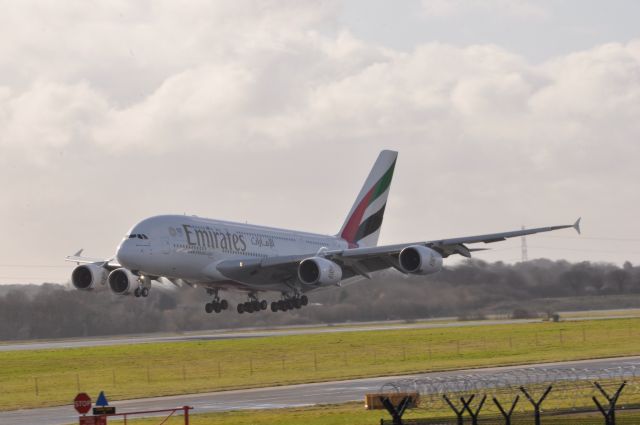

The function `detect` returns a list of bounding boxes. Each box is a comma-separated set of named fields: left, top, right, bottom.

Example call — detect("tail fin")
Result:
left=338, top=150, right=397, bottom=248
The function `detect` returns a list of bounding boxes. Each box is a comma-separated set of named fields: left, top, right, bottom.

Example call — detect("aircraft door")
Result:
left=160, top=237, right=171, bottom=255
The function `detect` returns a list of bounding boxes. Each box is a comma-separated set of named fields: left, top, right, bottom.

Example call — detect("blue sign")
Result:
left=95, top=391, right=109, bottom=407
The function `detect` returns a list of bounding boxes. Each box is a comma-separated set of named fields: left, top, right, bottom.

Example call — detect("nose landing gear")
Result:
left=134, top=277, right=151, bottom=298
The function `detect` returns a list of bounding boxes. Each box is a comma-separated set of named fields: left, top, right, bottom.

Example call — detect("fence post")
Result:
left=461, top=394, right=486, bottom=425
left=592, top=381, right=627, bottom=425
left=493, top=395, right=519, bottom=425
left=520, top=385, right=552, bottom=425
left=183, top=406, right=191, bottom=425
left=443, top=394, right=468, bottom=425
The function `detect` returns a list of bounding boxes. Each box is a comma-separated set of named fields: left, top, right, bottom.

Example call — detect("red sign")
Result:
left=74, top=392, right=92, bottom=414
left=79, top=416, right=106, bottom=425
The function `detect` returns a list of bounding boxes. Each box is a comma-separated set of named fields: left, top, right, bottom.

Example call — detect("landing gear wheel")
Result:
left=293, top=298, right=301, bottom=309
left=134, top=287, right=141, bottom=297
left=244, top=302, right=253, bottom=313
left=252, top=301, right=260, bottom=312
left=270, top=301, right=278, bottom=312
left=237, top=304, right=245, bottom=314
left=301, top=295, right=309, bottom=306
left=286, top=299, right=294, bottom=310
left=214, top=303, right=221, bottom=313
left=220, top=299, right=229, bottom=310
left=141, top=287, right=149, bottom=297
left=277, top=300, right=286, bottom=311
left=260, top=300, right=268, bottom=310
left=205, top=303, right=214, bottom=314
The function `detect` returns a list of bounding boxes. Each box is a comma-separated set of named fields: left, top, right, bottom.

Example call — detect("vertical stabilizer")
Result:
left=338, top=150, right=397, bottom=248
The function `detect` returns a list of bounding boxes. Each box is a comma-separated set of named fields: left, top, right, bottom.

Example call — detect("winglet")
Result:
left=73, top=248, right=84, bottom=257
left=573, top=217, right=581, bottom=235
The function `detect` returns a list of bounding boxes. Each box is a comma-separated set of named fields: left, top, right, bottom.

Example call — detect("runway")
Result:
left=2, top=356, right=639, bottom=425
left=0, top=319, right=537, bottom=352
left=1, top=313, right=629, bottom=352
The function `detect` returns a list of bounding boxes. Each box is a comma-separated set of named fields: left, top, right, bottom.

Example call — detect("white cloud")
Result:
left=0, top=1, right=639, bottom=283
left=420, top=0, right=550, bottom=20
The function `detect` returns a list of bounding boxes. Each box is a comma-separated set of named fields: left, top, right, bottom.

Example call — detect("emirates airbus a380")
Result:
left=67, top=150, right=581, bottom=314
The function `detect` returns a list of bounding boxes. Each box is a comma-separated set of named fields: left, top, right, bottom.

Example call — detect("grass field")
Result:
left=3, top=317, right=640, bottom=411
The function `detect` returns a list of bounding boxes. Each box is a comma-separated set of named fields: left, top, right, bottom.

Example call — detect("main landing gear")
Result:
left=237, top=293, right=268, bottom=314
left=270, top=294, right=308, bottom=312
left=205, top=289, right=229, bottom=314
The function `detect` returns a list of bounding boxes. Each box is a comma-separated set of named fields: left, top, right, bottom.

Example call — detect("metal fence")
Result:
left=378, top=365, right=640, bottom=424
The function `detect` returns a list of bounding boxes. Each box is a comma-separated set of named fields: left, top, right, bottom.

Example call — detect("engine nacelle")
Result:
left=71, top=263, right=107, bottom=291
left=108, top=268, right=139, bottom=295
left=399, top=245, right=443, bottom=275
left=298, top=257, right=343, bottom=287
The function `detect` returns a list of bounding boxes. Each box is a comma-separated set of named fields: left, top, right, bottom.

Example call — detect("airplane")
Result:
left=66, top=150, right=581, bottom=314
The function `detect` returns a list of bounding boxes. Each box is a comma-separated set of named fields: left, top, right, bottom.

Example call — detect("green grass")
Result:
left=3, top=317, right=640, bottom=411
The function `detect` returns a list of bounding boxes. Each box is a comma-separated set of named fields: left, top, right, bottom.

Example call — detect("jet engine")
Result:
left=108, top=268, right=139, bottom=295
left=298, top=257, right=342, bottom=287
left=399, top=245, right=443, bottom=275
left=71, top=263, right=107, bottom=291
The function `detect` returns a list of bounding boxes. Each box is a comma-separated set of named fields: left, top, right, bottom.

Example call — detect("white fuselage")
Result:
left=116, top=215, right=348, bottom=290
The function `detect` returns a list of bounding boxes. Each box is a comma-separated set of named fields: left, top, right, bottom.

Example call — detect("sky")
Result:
left=1, top=0, right=639, bottom=284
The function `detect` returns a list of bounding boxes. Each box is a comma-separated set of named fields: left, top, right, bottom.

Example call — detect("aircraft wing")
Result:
left=65, top=249, right=121, bottom=269
left=215, top=218, right=581, bottom=287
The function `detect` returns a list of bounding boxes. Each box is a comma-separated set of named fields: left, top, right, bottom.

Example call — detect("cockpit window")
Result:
left=128, top=234, right=137, bottom=239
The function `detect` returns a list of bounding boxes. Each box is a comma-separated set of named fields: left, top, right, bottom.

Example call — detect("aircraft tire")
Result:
left=205, top=303, right=214, bottom=314
left=277, top=300, right=286, bottom=311
left=301, top=295, right=308, bottom=306
left=245, top=302, right=254, bottom=313
left=134, top=287, right=141, bottom=297
left=213, top=303, right=221, bottom=313
left=286, top=299, right=294, bottom=310
left=293, top=298, right=301, bottom=309
left=260, top=300, right=268, bottom=310
left=270, top=302, right=278, bottom=312
left=220, top=300, right=229, bottom=310
left=141, top=287, right=149, bottom=297
left=237, top=304, right=244, bottom=314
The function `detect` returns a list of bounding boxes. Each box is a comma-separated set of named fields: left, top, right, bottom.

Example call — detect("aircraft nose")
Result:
left=116, top=241, right=137, bottom=269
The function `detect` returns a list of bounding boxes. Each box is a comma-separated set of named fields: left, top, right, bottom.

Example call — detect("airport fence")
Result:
left=379, top=365, right=640, bottom=424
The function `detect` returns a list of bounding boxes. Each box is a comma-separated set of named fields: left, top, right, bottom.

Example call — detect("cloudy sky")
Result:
left=1, top=0, right=639, bottom=284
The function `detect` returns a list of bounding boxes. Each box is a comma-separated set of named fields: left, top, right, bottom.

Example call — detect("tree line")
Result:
left=1, top=259, right=639, bottom=340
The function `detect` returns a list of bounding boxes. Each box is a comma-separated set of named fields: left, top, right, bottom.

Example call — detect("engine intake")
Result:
left=399, top=245, right=443, bottom=275
left=108, top=268, right=139, bottom=295
left=71, top=264, right=107, bottom=291
left=298, top=257, right=342, bottom=287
